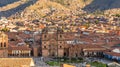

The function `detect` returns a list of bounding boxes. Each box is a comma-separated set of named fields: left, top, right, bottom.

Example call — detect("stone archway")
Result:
left=64, top=52, right=67, bottom=57
left=52, top=52, right=55, bottom=56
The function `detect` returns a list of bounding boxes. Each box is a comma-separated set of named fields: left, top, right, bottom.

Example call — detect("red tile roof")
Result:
left=8, top=46, right=31, bottom=50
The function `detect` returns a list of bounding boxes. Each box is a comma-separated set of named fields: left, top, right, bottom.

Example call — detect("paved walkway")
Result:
left=33, top=57, right=60, bottom=67
left=33, top=57, right=114, bottom=67
left=85, top=57, right=113, bottom=64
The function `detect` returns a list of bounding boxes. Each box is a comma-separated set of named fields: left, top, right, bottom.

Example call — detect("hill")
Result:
left=12, top=0, right=71, bottom=20
left=0, top=0, right=37, bottom=17
left=83, top=0, right=120, bottom=12
left=1, top=0, right=120, bottom=18
left=0, top=0, right=19, bottom=7
left=50, top=0, right=120, bottom=13
left=19, top=0, right=120, bottom=19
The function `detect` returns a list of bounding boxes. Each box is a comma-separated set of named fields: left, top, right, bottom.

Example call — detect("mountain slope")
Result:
left=83, top=0, right=120, bottom=12
left=0, top=0, right=37, bottom=17
left=0, top=0, right=19, bottom=7
left=50, top=0, right=120, bottom=13
left=1, top=0, right=120, bottom=18
left=18, top=0, right=70, bottom=19
left=50, top=0, right=93, bottom=9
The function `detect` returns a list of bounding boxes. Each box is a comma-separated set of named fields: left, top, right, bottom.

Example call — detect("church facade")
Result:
left=0, top=32, right=8, bottom=57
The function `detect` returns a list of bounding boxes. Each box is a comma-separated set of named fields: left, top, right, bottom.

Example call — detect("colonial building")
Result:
left=41, top=27, right=69, bottom=57
left=69, top=45, right=106, bottom=58
left=41, top=27, right=120, bottom=58
left=41, top=32, right=64, bottom=57
left=6, top=32, right=32, bottom=57
left=8, top=46, right=31, bottom=57
left=103, top=46, right=120, bottom=62
left=0, top=32, right=33, bottom=57
left=0, top=32, right=8, bottom=57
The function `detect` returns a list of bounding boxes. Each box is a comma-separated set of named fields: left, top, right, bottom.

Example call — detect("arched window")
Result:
left=44, top=46, right=46, bottom=49
left=75, top=53, right=78, bottom=57
left=64, top=52, right=67, bottom=57
left=60, top=46, right=62, bottom=48
left=52, top=52, right=55, bottom=56
left=4, top=42, right=6, bottom=47
left=1, top=43, right=2, bottom=47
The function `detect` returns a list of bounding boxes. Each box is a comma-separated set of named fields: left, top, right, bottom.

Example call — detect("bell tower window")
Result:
left=4, top=42, right=6, bottom=47
left=1, top=43, right=2, bottom=47
left=60, top=46, right=62, bottom=48
left=44, top=46, right=46, bottom=49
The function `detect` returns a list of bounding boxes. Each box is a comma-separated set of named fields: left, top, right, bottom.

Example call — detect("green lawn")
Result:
left=89, top=61, right=107, bottom=67
left=46, top=61, right=61, bottom=66
left=46, top=57, right=83, bottom=66
left=55, top=57, right=83, bottom=63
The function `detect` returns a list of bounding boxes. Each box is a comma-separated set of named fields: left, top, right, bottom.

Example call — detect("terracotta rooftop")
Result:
left=8, top=46, right=31, bottom=50
left=5, top=32, right=32, bottom=39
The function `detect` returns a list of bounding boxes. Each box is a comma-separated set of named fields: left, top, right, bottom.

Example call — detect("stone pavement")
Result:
left=33, top=57, right=60, bottom=67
